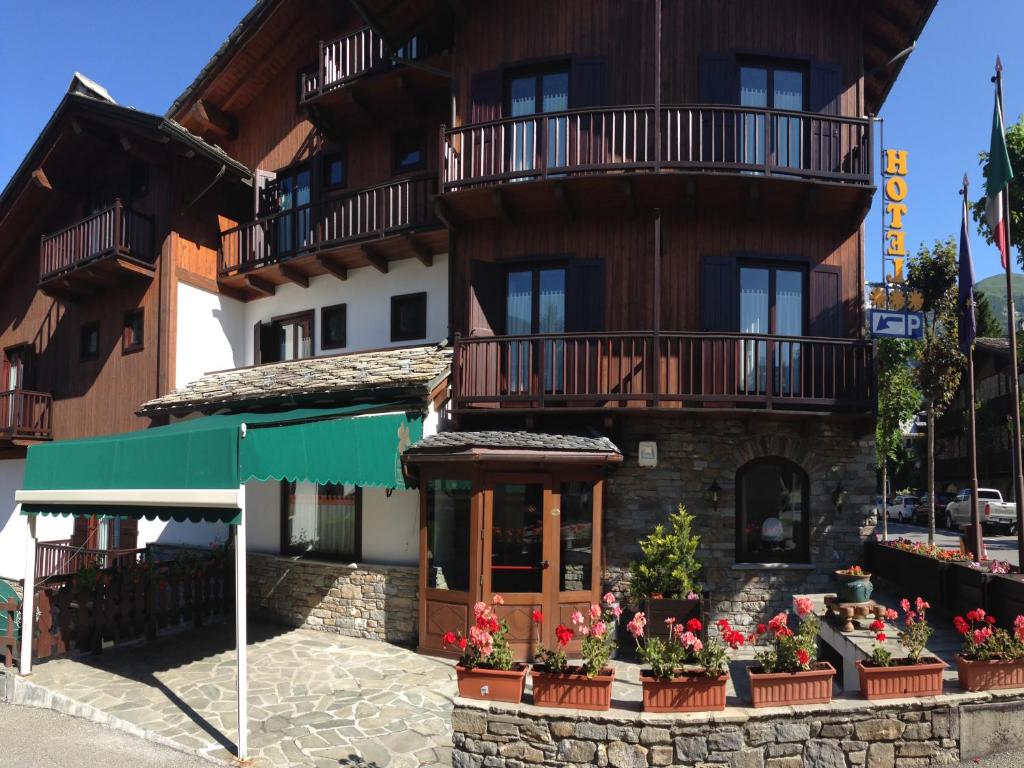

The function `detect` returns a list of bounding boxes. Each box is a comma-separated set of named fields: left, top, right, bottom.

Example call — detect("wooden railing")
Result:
left=440, top=105, right=871, bottom=192
left=0, top=389, right=53, bottom=440
left=220, top=172, right=436, bottom=275
left=301, top=26, right=387, bottom=100
left=39, top=199, right=154, bottom=281
left=35, top=541, right=146, bottom=583
left=454, top=332, right=873, bottom=412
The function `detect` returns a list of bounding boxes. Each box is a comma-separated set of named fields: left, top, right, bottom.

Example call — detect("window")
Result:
left=392, top=129, right=426, bottom=173
left=739, top=263, right=805, bottom=395
left=506, top=66, right=570, bottom=173
left=559, top=481, right=595, bottom=592
left=122, top=310, right=144, bottom=353
left=80, top=323, right=99, bottom=361
left=736, top=457, right=809, bottom=563
left=323, top=153, right=346, bottom=189
left=273, top=311, right=314, bottom=361
left=282, top=481, right=361, bottom=560
left=506, top=266, right=566, bottom=392
left=426, top=479, right=472, bottom=591
left=272, top=165, right=312, bottom=255
left=491, top=483, right=544, bottom=593
left=321, top=304, right=347, bottom=350
left=391, top=292, right=427, bottom=341
left=738, top=61, right=806, bottom=168
left=4, top=346, right=29, bottom=390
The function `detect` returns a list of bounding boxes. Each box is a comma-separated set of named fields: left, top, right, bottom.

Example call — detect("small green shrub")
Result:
left=628, top=504, right=702, bottom=603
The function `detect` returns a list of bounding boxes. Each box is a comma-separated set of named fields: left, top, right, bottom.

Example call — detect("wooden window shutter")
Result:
left=569, top=56, right=609, bottom=108
left=470, top=69, right=503, bottom=123
left=810, top=61, right=844, bottom=173
left=809, top=61, right=843, bottom=115
left=700, top=256, right=738, bottom=332
left=119, top=518, right=139, bottom=550
left=254, top=321, right=280, bottom=365
left=809, top=265, right=843, bottom=338
left=698, top=52, right=737, bottom=104
left=468, top=260, right=504, bottom=336
left=566, top=258, right=606, bottom=332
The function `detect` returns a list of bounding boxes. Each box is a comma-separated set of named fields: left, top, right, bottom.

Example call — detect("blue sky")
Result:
left=1, top=1, right=1020, bottom=285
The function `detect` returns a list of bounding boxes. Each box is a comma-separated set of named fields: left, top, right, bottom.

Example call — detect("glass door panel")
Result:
left=538, top=269, right=565, bottom=393
left=739, top=67, right=768, bottom=166
left=773, top=70, right=804, bottom=168
left=775, top=269, right=803, bottom=395
left=559, top=482, right=594, bottom=593
left=509, top=77, right=537, bottom=174
left=543, top=72, right=569, bottom=170
left=506, top=271, right=533, bottom=394
left=491, top=484, right=544, bottom=593
left=740, top=267, right=769, bottom=394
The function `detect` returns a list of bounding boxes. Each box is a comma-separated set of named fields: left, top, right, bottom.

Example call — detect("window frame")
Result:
left=79, top=322, right=100, bottom=362
left=320, top=303, right=348, bottom=351
left=502, top=262, right=569, bottom=335
left=735, top=456, right=810, bottom=564
left=502, top=61, right=572, bottom=117
left=390, top=292, right=428, bottom=342
left=122, top=309, right=145, bottom=354
left=270, top=309, right=315, bottom=361
left=736, top=57, right=809, bottom=111
left=391, top=128, right=427, bottom=174
left=321, top=150, right=348, bottom=190
left=279, top=481, right=363, bottom=562
left=736, top=259, right=808, bottom=337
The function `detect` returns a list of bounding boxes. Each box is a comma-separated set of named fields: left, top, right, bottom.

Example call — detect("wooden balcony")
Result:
left=218, top=172, right=445, bottom=298
left=39, top=200, right=155, bottom=299
left=0, top=389, right=53, bottom=443
left=439, top=105, right=872, bottom=223
left=35, top=540, right=145, bottom=582
left=453, top=332, right=874, bottom=416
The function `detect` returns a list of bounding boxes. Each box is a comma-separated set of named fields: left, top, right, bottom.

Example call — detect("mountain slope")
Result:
left=975, top=274, right=1024, bottom=334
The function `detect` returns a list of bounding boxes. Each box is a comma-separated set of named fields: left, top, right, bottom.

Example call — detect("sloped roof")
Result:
left=139, top=344, right=451, bottom=416
left=405, top=431, right=621, bottom=456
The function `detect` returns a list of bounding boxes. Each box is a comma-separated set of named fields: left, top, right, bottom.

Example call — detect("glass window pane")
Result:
left=506, top=271, right=533, bottom=334
left=739, top=461, right=806, bottom=562
left=559, top=482, right=593, bottom=592
left=775, top=271, right=803, bottom=336
left=542, top=72, right=569, bottom=113
left=773, top=70, right=805, bottom=111
left=740, top=67, right=768, bottom=107
left=740, top=268, right=769, bottom=334
left=538, top=269, right=565, bottom=333
left=285, top=481, right=358, bottom=558
left=426, top=480, right=472, bottom=591
left=510, top=77, right=537, bottom=117
left=491, top=484, right=543, bottom=593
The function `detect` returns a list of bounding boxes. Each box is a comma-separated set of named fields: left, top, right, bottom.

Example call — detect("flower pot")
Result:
left=531, top=667, right=615, bottom=711
left=747, top=663, right=836, bottom=708
left=856, top=657, right=947, bottom=700
left=640, top=671, right=728, bottom=712
left=456, top=664, right=529, bottom=703
left=956, top=654, right=1024, bottom=692
left=834, top=570, right=874, bottom=603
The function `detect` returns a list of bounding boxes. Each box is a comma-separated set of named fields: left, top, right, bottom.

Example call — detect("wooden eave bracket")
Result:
left=278, top=264, right=309, bottom=288
left=245, top=274, right=276, bottom=297
left=316, top=254, right=348, bottom=281
left=492, top=187, right=515, bottom=225
left=553, top=181, right=574, bottom=220
left=189, top=99, right=238, bottom=141
left=31, top=169, right=52, bottom=191
left=405, top=234, right=433, bottom=267
left=361, top=244, right=388, bottom=274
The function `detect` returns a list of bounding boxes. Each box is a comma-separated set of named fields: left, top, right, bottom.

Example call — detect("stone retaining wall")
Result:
left=247, top=553, right=418, bottom=644
left=453, top=691, right=1024, bottom=767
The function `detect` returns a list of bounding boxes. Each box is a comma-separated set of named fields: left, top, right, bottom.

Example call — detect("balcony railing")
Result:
left=40, top=199, right=154, bottom=282
left=220, top=172, right=436, bottom=275
left=300, top=27, right=427, bottom=103
left=35, top=540, right=146, bottom=582
left=441, top=105, right=871, bottom=192
left=0, top=389, right=53, bottom=440
left=453, top=332, right=873, bottom=413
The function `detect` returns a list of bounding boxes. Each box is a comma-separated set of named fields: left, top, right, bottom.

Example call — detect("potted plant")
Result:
left=856, top=596, right=947, bottom=699
left=834, top=565, right=874, bottom=604
left=443, top=595, right=528, bottom=703
left=531, top=592, right=619, bottom=710
left=748, top=596, right=836, bottom=707
left=629, top=504, right=703, bottom=640
left=953, top=609, right=1024, bottom=691
left=627, top=612, right=745, bottom=712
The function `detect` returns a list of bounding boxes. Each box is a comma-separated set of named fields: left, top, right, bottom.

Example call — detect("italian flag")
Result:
left=986, top=89, right=1014, bottom=269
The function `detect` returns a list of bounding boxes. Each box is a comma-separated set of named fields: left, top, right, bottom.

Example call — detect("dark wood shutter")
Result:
left=809, top=61, right=843, bottom=173
left=698, top=52, right=737, bottom=104
left=809, top=265, right=843, bottom=337
left=71, top=516, right=92, bottom=549
left=569, top=57, right=609, bottom=108
left=470, top=69, right=503, bottom=123
left=469, top=260, right=504, bottom=336
left=566, top=258, right=606, bottom=332
left=119, top=519, right=139, bottom=550
left=700, top=256, right=738, bottom=332
left=254, top=321, right=280, bottom=365
left=809, top=61, right=842, bottom=114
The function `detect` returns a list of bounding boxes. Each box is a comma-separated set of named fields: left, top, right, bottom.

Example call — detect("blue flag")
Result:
left=959, top=194, right=977, bottom=356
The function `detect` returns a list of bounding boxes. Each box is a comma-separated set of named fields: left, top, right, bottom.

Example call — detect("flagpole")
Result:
left=964, top=176, right=984, bottom=559
left=994, top=57, right=1024, bottom=566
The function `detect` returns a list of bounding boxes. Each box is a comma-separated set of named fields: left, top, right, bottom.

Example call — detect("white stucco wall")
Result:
left=175, top=281, right=246, bottom=388
left=0, top=459, right=73, bottom=582
left=136, top=518, right=229, bottom=551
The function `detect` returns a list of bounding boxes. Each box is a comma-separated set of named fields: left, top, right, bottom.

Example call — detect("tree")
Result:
left=976, top=292, right=1004, bottom=338
left=907, top=237, right=964, bottom=544
left=874, top=338, right=921, bottom=539
left=972, top=114, right=1024, bottom=267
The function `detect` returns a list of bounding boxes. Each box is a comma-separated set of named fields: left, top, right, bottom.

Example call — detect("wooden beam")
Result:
left=361, top=244, right=388, bottom=274
left=245, top=274, right=276, bottom=297
left=553, top=181, right=574, bottom=220
left=492, top=187, right=515, bottom=224
left=190, top=99, right=238, bottom=140
left=316, top=254, right=348, bottom=281
left=622, top=178, right=636, bottom=217
left=278, top=264, right=309, bottom=288
left=31, top=169, right=52, bottom=191
left=406, top=234, right=433, bottom=267
left=434, top=197, right=459, bottom=232
left=867, top=3, right=915, bottom=37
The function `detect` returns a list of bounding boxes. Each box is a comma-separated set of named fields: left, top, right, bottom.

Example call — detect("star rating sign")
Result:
left=907, top=290, right=924, bottom=312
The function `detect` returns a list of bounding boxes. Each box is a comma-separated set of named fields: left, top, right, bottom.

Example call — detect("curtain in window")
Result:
left=543, top=73, right=569, bottom=169
left=538, top=269, right=565, bottom=392
left=740, top=67, right=768, bottom=166
left=775, top=270, right=803, bottom=395
left=773, top=70, right=804, bottom=169
left=316, top=484, right=357, bottom=557
left=740, top=268, right=769, bottom=394
left=506, top=271, right=533, bottom=393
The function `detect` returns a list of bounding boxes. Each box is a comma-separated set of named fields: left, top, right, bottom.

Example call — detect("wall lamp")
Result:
left=833, top=480, right=847, bottom=510
left=705, top=479, right=722, bottom=510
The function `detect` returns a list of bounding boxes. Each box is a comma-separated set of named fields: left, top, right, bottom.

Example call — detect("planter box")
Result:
left=531, top=668, right=615, bottom=711
left=748, top=663, right=835, bottom=708
left=456, top=664, right=529, bottom=703
left=640, top=671, right=727, bottom=712
left=986, top=574, right=1024, bottom=630
left=864, top=541, right=946, bottom=609
left=644, top=597, right=703, bottom=641
left=956, top=654, right=1024, bottom=692
left=856, top=658, right=946, bottom=700
left=944, top=564, right=989, bottom=618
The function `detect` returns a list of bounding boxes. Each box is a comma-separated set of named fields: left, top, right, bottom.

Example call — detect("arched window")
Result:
left=736, top=457, right=810, bottom=563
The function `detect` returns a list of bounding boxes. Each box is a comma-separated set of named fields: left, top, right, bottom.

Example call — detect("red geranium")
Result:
left=554, top=624, right=574, bottom=647
left=795, top=649, right=810, bottom=667
left=531, top=610, right=544, bottom=624
left=686, top=618, right=702, bottom=633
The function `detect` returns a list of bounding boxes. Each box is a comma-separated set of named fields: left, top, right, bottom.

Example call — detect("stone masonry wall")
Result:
left=247, top=553, right=418, bottom=644
left=603, top=417, right=876, bottom=631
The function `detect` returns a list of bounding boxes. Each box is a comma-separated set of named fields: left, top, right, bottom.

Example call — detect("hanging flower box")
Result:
left=748, top=663, right=836, bottom=708
left=640, top=671, right=727, bottom=712
left=531, top=667, right=615, bottom=711
left=455, top=664, right=529, bottom=703
left=956, top=654, right=1024, bottom=691
left=856, top=657, right=946, bottom=700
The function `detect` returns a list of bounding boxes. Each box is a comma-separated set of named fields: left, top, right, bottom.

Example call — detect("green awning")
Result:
left=21, top=504, right=243, bottom=525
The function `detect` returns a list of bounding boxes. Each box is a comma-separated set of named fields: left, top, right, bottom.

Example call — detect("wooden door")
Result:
left=553, top=478, right=603, bottom=656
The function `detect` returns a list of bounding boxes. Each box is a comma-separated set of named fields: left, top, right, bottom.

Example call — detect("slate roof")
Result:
left=405, top=431, right=621, bottom=455
left=139, top=344, right=451, bottom=415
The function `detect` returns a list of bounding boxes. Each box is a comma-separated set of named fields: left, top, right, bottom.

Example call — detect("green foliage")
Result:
left=875, top=338, right=920, bottom=471
left=636, top=635, right=684, bottom=679
left=972, top=114, right=1024, bottom=268
left=752, top=611, right=820, bottom=674
left=628, top=504, right=702, bottom=603
left=974, top=273, right=1024, bottom=335
left=975, top=292, right=1004, bottom=338
left=695, top=637, right=732, bottom=679
left=869, top=643, right=893, bottom=667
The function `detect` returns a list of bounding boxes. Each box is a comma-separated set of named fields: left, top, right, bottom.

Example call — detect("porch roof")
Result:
left=403, top=431, right=622, bottom=475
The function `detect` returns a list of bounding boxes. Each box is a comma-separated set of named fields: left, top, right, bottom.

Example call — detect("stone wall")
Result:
left=247, top=553, right=418, bottom=644
left=603, top=417, right=876, bottom=631
left=452, top=691, right=1024, bottom=768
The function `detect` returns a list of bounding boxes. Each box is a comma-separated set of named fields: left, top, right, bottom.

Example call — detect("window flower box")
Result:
left=640, top=671, right=727, bottom=712
left=747, top=663, right=836, bottom=707
left=956, top=654, right=1024, bottom=692
left=531, top=667, right=615, bottom=711
left=856, top=657, right=946, bottom=699
left=455, top=664, right=529, bottom=703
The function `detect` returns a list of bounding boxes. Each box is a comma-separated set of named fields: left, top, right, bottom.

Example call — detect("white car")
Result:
left=945, top=489, right=1017, bottom=533
left=888, top=495, right=918, bottom=523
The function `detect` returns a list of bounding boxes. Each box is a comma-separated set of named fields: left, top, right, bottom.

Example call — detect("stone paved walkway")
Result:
left=18, top=623, right=457, bottom=767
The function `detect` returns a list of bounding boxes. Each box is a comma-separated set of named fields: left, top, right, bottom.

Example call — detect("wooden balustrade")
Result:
left=440, top=105, right=871, bottom=191
left=219, top=173, right=437, bottom=275
left=35, top=541, right=145, bottom=583
left=39, top=200, right=154, bottom=281
left=454, top=332, right=873, bottom=413
left=0, top=389, right=53, bottom=440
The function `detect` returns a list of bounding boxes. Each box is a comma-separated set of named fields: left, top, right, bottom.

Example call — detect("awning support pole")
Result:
left=235, top=485, right=248, bottom=760
left=20, top=509, right=35, bottom=675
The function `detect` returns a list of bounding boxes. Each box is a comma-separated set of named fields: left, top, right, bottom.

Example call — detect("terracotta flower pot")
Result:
left=531, top=667, right=615, bottom=711
left=456, top=664, right=529, bottom=703
left=640, top=671, right=727, bottom=712
left=748, top=663, right=836, bottom=708
left=856, top=657, right=947, bottom=700
left=956, top=654, right=1024, bottom=692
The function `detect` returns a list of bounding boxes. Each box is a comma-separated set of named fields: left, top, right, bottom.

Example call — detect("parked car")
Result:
left=912, top=494, right=953, bottom=526
left=944, top=488, right=1017, bottom=534
left=888, top=495, right=918, bottom=523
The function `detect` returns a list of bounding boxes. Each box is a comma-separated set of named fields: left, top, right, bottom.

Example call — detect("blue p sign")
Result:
left=906, top=313, right=923, bottom=339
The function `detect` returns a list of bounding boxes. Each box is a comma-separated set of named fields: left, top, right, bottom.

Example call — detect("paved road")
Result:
left=875, top=521, right=1021, bottom=566
left=0, top=704, right=211, bottom=768
left=962, top=749, right=1024, bottom=766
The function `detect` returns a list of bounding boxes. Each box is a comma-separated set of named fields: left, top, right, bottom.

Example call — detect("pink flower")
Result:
left=627, top=616, right=646, bottom=639
left=579, top=624, right=590, bottom=636
left=612, top=604, right=623, bottom=618
left=603, top=592, right=616, bottom=605
left=900, top=598, right=911, bottom=613
left=492, top=594, right=505, bottom=606
left=687, top=591, right=699, bottom=600
left=673, top=623, right=685, bottom=639
left=571, top=610, right=585, bottom=626
left=1014, top=615, right=1024, bottom=643
left=664, top=616, right=677, bottom=626
left=690, top=638, right=703, bottom=653
left=592, top=621, right=607, bottom=638
left=589, top=603, right=601, bottom=621
left=884, top=608, right=898, bottom=621
left=794, top=596, right=814, bottom=618
left=473, top=601, right=487, bottom=617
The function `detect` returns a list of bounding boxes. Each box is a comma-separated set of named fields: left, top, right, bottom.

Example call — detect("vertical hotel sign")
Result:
left=870, top=149, right=924, bottom=316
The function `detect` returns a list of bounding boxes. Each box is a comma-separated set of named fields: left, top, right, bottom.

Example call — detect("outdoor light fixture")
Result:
left=705, top=479, right=722, bottom=510
left=833, top=480, right=847, bottom=510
